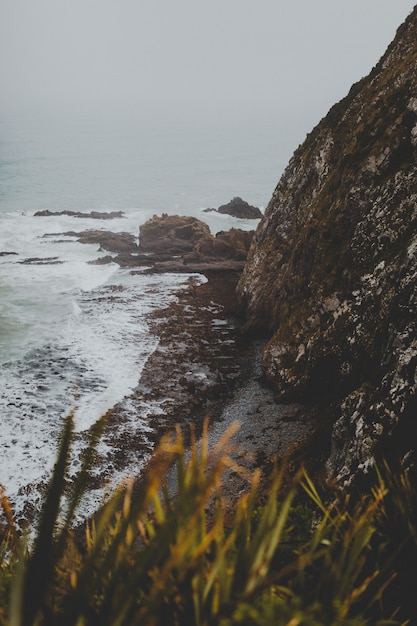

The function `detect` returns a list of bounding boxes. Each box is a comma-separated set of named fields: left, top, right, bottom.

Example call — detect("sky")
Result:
left=1, top=0, right=416, bottom=128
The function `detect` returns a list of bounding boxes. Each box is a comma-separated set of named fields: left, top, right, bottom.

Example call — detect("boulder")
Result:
left=137, top=214, right=254, bottom=272
left=138, top=214, right=211, bottom=255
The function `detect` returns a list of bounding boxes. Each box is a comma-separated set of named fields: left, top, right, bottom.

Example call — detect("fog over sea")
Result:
left=0, top=110, right=295, bottom=521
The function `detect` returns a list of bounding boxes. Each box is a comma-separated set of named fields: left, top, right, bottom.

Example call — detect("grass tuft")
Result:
left=0, top=418, right=415, bottom=625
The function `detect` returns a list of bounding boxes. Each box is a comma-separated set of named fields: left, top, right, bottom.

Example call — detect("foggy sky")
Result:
left=1, top=0, right=416, bottom=126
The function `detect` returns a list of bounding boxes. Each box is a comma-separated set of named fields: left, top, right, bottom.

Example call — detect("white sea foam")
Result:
left=0, top=111, right=281, bottom=524
left=0, top=263, right=200, bottom=522
left=0, top=205, right=260, bottom=523
left=0, top=208, right=205, bottom=519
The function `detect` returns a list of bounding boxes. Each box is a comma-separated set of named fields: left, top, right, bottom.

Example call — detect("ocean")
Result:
left=0, top=109, right=295, bottom=521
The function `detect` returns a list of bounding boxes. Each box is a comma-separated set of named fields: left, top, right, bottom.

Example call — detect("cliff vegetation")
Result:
left=238, top=6, right=417, bottom=485
left=1, top=416, right=416, bottom=625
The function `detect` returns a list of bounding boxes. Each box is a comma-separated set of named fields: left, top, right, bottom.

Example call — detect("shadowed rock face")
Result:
left=188, top=228, right=255, bottom=262
left=238, top=7, right=417, bottom=485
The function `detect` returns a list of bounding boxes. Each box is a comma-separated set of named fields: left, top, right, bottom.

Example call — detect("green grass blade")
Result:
left=12, top=414, right=73, bottom=626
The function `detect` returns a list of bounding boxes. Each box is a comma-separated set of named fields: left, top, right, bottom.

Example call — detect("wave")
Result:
left=0, top=209, right=203, bottom=522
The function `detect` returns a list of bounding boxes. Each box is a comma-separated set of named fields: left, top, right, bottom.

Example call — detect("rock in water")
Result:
left=204, top=197, right=262, bottom=219
left=63, top=230, right=138, bottom=254
left=138, top=214, right=211, bottom=255
left=138, top=214, right=254, bottom=272
left=238, top=7, right=417, bottom=486
left=34, top=210, right=124, bottom=219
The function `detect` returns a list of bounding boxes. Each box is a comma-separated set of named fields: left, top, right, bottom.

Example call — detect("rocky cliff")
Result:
left=238, top=7, right=417, bottom=485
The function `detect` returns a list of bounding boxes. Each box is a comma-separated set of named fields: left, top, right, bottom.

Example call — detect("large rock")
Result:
left=238, top=8, right=417, bottom=485
left=138, top=214, right=211, bottom=255
left=137, top=214, right=254, bottom=272
left=204, top=197, right=262, bottom=219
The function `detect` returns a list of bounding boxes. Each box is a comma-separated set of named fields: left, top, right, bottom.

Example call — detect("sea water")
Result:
left=0, top=110, right=294, bottom=520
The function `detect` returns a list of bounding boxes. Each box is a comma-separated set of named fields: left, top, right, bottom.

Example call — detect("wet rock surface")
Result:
left=62, top=230, right=139, bottom=254
left=46, top=214, right=255, bottom=272
left=101, top=271, right=251, bottom=470
left=137, top=272, right=250, bottom=429
left=100, top=271, right=321, bottom=503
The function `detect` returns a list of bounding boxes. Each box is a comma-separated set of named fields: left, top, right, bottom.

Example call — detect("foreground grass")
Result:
left=0, top=416, right=416, bottom=625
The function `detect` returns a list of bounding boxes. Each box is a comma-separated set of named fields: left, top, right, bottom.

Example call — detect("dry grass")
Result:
left=0, top=416, right=415, bottom=625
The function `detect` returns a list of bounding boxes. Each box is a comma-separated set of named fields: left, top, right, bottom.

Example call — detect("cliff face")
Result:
left=238, top=7, right=417, bottom=484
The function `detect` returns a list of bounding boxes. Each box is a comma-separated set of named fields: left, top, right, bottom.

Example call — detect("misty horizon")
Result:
left=1, top=0, right=416, bottom=139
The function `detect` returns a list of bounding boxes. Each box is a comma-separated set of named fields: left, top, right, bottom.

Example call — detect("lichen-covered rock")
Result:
left=238, top=7, right=417, bottom=484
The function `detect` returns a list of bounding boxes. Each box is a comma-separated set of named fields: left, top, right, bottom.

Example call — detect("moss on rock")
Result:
left=238, top=6, right=417, bottom=485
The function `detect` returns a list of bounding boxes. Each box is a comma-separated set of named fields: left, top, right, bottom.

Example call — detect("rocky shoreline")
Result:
left=81, top=212, right=328, bottom=506
left=104, top=269, right=326, bottom=507
left=14, top=210, right=326, bottom=522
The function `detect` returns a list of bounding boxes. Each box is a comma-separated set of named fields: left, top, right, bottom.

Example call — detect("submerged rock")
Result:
left=35, top=210, right=124, bottom=219
left=238, top=7, right=417, bottom=486
left=19, top=257, right=63, bottom=265
left=62, top=230, right=138, bottom=254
